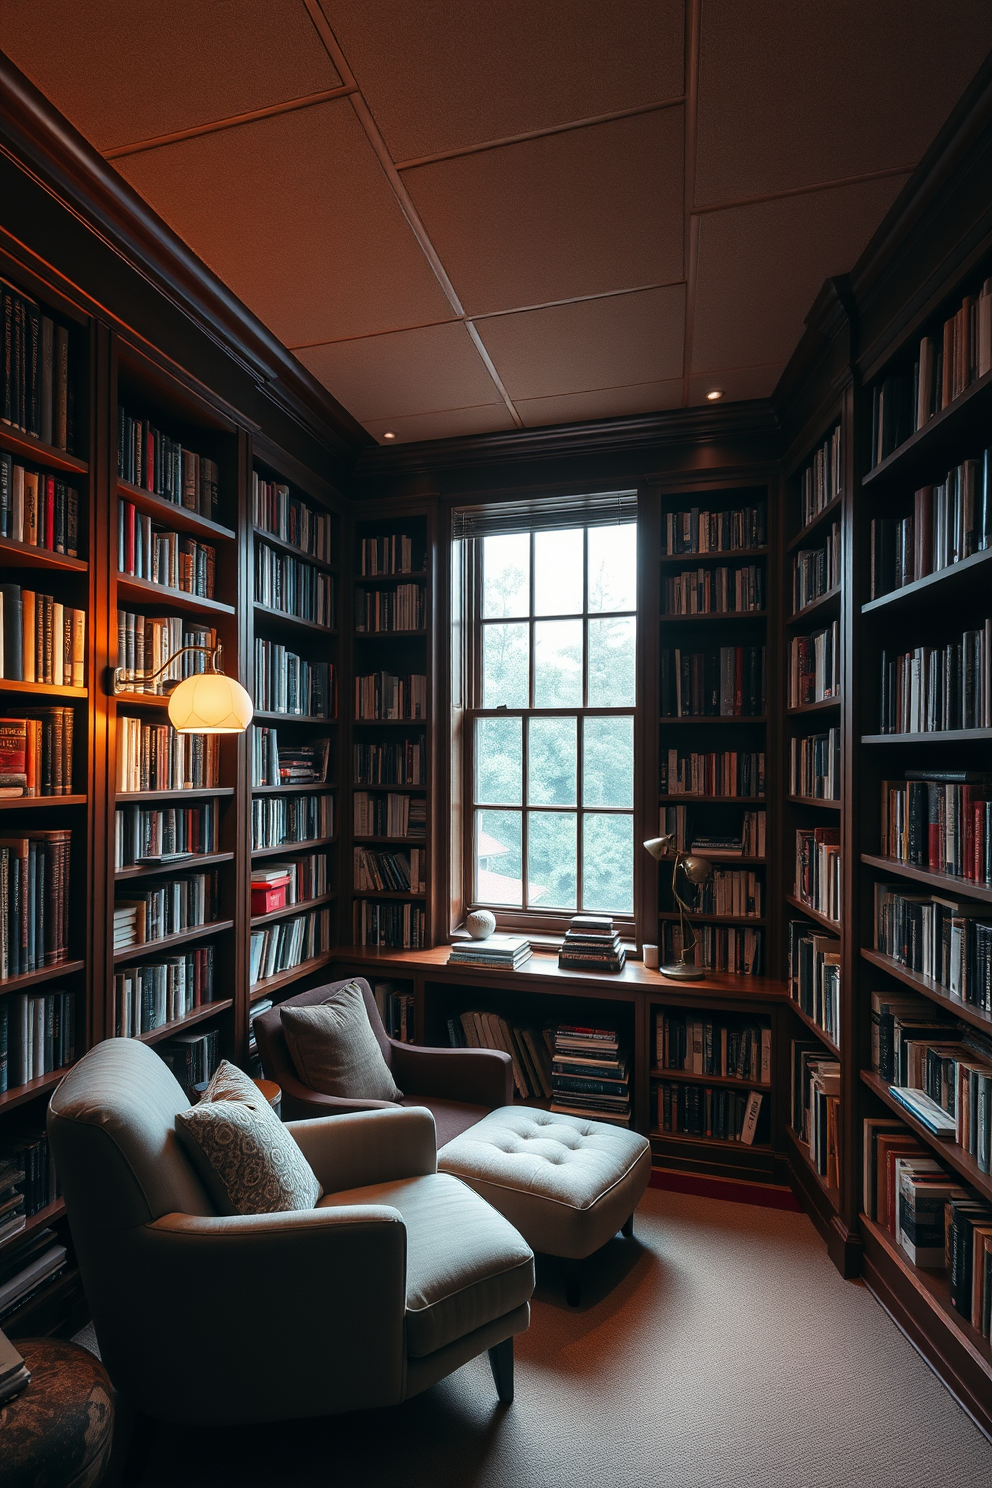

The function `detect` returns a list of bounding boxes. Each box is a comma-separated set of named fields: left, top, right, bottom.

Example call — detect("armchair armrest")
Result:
left=389, top=1042, right=513, bottom=1108
left=287, top=1105, right=437, bottom=1191
left=275, top=1067, right=398, bottom=1122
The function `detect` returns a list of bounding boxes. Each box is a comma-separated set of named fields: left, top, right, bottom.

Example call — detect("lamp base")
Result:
left=658, top=958, right=706, bottom=980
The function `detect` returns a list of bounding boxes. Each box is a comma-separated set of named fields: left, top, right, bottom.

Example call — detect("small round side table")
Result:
left=1, top=1337, right=114, bottom=1488
left=252, top=1077, right=282, bottom=1118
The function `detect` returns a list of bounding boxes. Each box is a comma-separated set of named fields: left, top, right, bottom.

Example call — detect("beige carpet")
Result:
left=76, top=1188, right=992, bottom=1487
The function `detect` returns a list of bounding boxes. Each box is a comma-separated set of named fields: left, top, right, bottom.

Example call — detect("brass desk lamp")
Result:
left=643, top=835, right=713, bottom=980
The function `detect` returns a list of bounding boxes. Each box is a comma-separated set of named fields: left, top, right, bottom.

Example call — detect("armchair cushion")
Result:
left=281, top=983, right=402, bottom=1102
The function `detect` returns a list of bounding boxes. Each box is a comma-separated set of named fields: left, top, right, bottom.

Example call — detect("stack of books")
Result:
left=447, top=934, right=532, bottom=971
left=0, top=1330, right=30, bottom=1404
left=551, top=1025, right=631, bottom=1126
left=0, top=1229, right=66, bottom=1324
left=558, top=914, right=625, bottom=973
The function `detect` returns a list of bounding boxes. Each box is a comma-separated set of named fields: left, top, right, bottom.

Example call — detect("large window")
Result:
left=459, top=505, right=637, bottom=926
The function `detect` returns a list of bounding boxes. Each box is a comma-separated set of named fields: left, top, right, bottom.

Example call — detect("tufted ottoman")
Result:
left=438, top=1107, right=651, bottom=1305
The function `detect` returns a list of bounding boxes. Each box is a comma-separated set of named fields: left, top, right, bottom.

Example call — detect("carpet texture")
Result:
left=74, top=1187, right=992, bottom=1487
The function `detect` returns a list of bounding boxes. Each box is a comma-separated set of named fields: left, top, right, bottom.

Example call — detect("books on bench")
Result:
left=447, top=934, right=532, bottom=970
left=558, top=914, right=625, bottom=974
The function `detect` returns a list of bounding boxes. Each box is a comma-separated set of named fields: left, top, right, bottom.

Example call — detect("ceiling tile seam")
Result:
left=392, top=98, right=687, bottom=173
left=363, top=372, right=694, bottom=425
left=691, top=164, right=916, bottom=217
left=101, top=85, right=358, bottom=159
left=302, top=0, right=523, bottom=429
left=680, top=0, right=701, bottom=407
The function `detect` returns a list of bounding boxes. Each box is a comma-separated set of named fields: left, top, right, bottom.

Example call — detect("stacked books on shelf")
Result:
left=247, top=997, right=273, bottom=1059
left=662, top=501, right=766, bottom=554
left=359, top=534, right=419, bottom=574
left=876, top=1011, right=992, bottom=1170
left=252, top=472, right=332, bottom=562
left=788, top=623, right=839, bottom=705
left=788, top=921, right=840, bottom=1046
left=0, top=710, right=74, bottom=797
left=558, top=914, right=625, bottom=973
left=661, top=921, right=763, bottom=975
left=800, top=425, right=842, bottom=526
left=114, top=949, right=215, bottom=1037
left=1, top=283, right=74, bottom=450
left=116, top=718, right=219, bottom=792
left=447, top=1010, right=550, bottom=1099
left=873, top=883, right=992, bottom=1011
left=0, top=1229, right=67, bottom=1323
left=0, top=586, right=85, bottom=686
left=371, top=979, right=415, bottom=1043
left=791, top=1040, right=840, bottom=1188
left=655, top=1010, right=771, bottom=1083
left=0, top=457, right=79, bottom=555
left=662, top=564, right=764, bottom=614
left=354, top=584, right=425, bottom=632
left=660, top=749, right=764, bottom=798
left=116, top=614, right=216, bottom=694
left=118, top=500, right=216, bottom=596
left=795, top=827, right=840, bottom=920
left=660, top=646, right=765, bottom=716
left=250, top=727, right=330, bottom=788
left=353, top=791, right=426, bottom=837
left=655, top=1081, right=764, bottom=1144
left=254, top=641, right=334, bottom=718
left=254, top=541, right=334, bottom=626
left=117, top=406, right=219, bottom=521
left=355, top=672, right=426, bottom=719
left=790, top=729, right=840, bottom=801
left=354, top=739, right=424, bottom=785
left=251, top=793, right=333, bottom=850
left=690, top=868, right=763, bottom=918
left=551, top=1025, right=631, bottom=1126
left=354, top=846, right=425, bottom=894
left=0, top=989, right=75, bottom=1089
left=157, top=1027, right=220, bottom=1095
left=114, top=801, right=217, bottom=869
left=5, top=1130, right=59, bottom=1221
left=249, top=904, right=331, bottom=984
left=114, top=869, right=218, bottom=948
left=869, top=462, right=992, bottom=598
left=792, top=523, right=841, bottom=611
left=354, top=900, right=425, bottom=949
left=251, top=853, right=328, bottom=914
left=880, top=771, right=991, bottom=882
left=879, top=623, right=992, bottom=733
left=658, top=807, right=765, bottom=857
left=0, top=829, right=71, bottom=973
left=448, top=933, right=532, bottom=971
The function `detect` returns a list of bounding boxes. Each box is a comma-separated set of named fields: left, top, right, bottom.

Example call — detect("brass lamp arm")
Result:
left=112, top=642, right=224, bottom=695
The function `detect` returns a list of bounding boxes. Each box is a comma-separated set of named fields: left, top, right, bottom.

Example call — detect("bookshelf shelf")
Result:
left=650, top=1067, right=771, bottom=1090
left=116, top=480, right=236, bottom=542
left=861, top=366, right=992, bottom=494
left=786, top=795, right=841, bottom=810
left=0, top=679, right=86, bottom=698
left=251, top=783, right=333, bottom=795
left=659, top=794, right=765, bottom=804
left=0, top=1064, right=74, bottom=1114
left=649, top=1128, right=773, bottom=1154
left=658, top=549, right=767, bottom=563
left=112, top=919, right=235, bottom=963
left=251, top=526, right=336, bottom=573
left=115, top=787, right=235, bottom=803
left=0, top=795, right=87, bottom=809
left=861, top=546, right=992, bottom=615
left=861, top=1069, right=992, bottom=1205
left=0, top=426, right=88, bottom=474
left=250, top=891, right=337, bottom=929
left=786, top=493, right=843, bottom=552
left=252, top=710, right=335, bottom=726
left=253, top=603, right=336, bottom=636
left=114, top=851, right=235, bottom=882
left=0, top=1198, right=67, bottom=1253
left=659, top=715, right=767, bottom=726
left=659, top=611, right=767, bottom=623
left=134, top=999, right=235, bottom=1046
left=859, top=948, right=992, bottom=1037
left=353, top=629, right=428, bottom=640
left=788, top=587, right=841, bottom=626
left=657, top=911, right=766, bottom=925
left=860, top=853, right=992, bottom=904
left=862, top=728, right=992, bottom=744
left=350, top=889, right=426, bottom=900
left=0, top=960, right=85, bottom=996
left=251, top=836, right=336, bottom=859
left=785, top=1125, right=840, bottom=1210
left=250, top=950, right=336, bottom=1000
left=0, top=537, right=87, bottom=572
left=789, top=999, right=841, bottom=1057
left=353, top=717, right=427, bottom=727
left=116, top=575, right=236, bottom=616
left=784, top=894, right=840, bottom=932
left=352, top=834, right=426, bottom=845
left=355, top=570, right=428, bottom=583
left=786, top=697, right=841, bottom=716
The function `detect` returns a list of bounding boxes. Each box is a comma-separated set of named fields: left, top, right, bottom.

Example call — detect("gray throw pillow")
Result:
left=281, top=983, right=402, bottom=1102
left=175, top=1059, right=322, bottom=1215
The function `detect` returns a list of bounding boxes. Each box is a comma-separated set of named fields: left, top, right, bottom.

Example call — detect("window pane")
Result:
left=476, top=717, right=521, bottom=805
left=528, top=812, right=577, bottom=909
left=582, top=813, right=633, bottom=914
left=483, top=532, right=530, bottom=618
left=588, top=523, right=636, bottom=613
left=528, top=716, right=576, bottom=805
left=587, top=615, right=635, bottom=705
left=475, top=810, right=522, bottom=905
left=534, top=619, right=582, bottom=706
left=535, top=528, right=583, bottom=615
left=483, top=622, right=529, bottom=707
left=583, top=716, right=633, bottom=806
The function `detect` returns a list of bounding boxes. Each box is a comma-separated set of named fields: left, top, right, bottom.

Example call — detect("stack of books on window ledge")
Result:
left=447, top=934, right=532, bottom=971
left=557, top=914, right=625, bottom=973
left=551, top=1025, right=631, bottom=1127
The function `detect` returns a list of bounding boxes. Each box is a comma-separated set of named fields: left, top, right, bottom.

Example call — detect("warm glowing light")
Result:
left=383, top=431, right=397, bottom=440
left=706, top=388, right=723, bottom=401
left=167, top=672, right=253, bottom=733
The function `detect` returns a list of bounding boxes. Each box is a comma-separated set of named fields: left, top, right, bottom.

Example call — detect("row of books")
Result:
left=1, top=282, right=73, bottom=450
left=869, top=279, right=992, bottom=467
left=795, top=826, right=840, bottom=921
left=788, top=921, right=840, bottom=1047
left=880, top=773, right=992, bottom=883
left=116, top=613, right=217, bottom=694
left=114, top=949, right=216, bottom=1038
left=654, top=1010, right=771, bottom=1083
left=354, top=898, right=426, bottom=949
left=0, top=710, right=74, bottom=798
left=353, top=790, right=426, bottom=838
left=878, top=626, right=992, bottom=733
left=354, top=584, right=425, bottom=633
left=799, top=425, right=842, bottom=528
left=251, top=793, right=333, bottom=851
left=792, top=1041, right=840, bottom=1188
left=655, top=1082, right=763, bottom=1144
left=660, top=749, right=764, bottom=798
left=658, top=806, right=766, bottom=857
left=868, top=462, right=992, bottom=598
left=0, top=456, right=79, bottom=555
left=367, top=979, right=414, bottom=1043
left=447, top=1010, right=551, bottom=1099
left=113, top=870, right=218, bottom=948
left=558, top=913, right=624, bottom=972
left=157, top=1026, right=220, bottom=1097
left=552, top=1024, right=630, bottom=1126
left=355, top=671, right=427, bottom=720
left=358, top=534, right=420, bottom=575
left=116, top=717, right=220, bottom=794
left=880, top=1013, right=992, bottom=1175
left=117, top=406, right=220, bottom=521
left=249, top=905, right=331, bottom=985
left=660, top=646, right=765, bottom=717
left=118, top=500, right=216, bottom=597
left=354, top=846, right=425, bottom=894
left=252, top=472, right=332, bottom=563
left=689, top=868, right=764, bottom=918
left=0, top=586, right=85, bottom=686
left=114, top=802, right=218, bottom=869
left=788, top=622, right=839, bottom=707
left=251, top=852, right=328, bottom=912
left=354, top=739, right=425, bottom=786
left=447, top=933, right=532, bottom=971
left=662, top=502, right=767, bottom=555
left=250, top=727, right=330, bottom=788
left=873, top=883, right=992, bottom=1012
left=662, top=564, right=764, bottom=615
left=792, top=522, right=841, bottom=612
left=661, top=922, right=763, bottom=974
left=247, top=997, right=273, bottom=1059
left=0, top=829, right=71, bottom=975
left=0, top=990, right=75, bottom=1091
left=1, top=1132, right=57, bottom=1227
left=253, top=640, right=334, bottom=718
left=0, top=1229, right=66, bottom=1323
left=254, top=541, right=334, bottom=627
left=789, top=728, right=840, bottom=802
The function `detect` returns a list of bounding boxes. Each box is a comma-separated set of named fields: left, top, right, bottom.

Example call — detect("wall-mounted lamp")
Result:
left=643, top=835, right=713, bottom=980
left=112, top=644, right=253, bottom=734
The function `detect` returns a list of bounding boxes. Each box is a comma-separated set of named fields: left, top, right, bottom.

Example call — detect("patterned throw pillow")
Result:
left=175, top=1059, right=321, bottom=1215
left=280, top=982, right=402, bottom=1101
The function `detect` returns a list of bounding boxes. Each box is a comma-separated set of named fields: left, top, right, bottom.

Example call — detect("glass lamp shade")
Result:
left=167, top=672, right=253, bottom=733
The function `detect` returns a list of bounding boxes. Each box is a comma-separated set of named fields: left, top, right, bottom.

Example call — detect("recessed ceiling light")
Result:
left=706, top=388, right=723, bottom=402
left=383, top=431, right=397, bottom=440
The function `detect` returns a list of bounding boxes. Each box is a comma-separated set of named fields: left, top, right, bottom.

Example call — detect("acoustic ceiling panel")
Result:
left=363, top=404, right=517, bottom=444
left=695, top=0, right=992, bottom=206
left=474, top=286, right=685, bottom=400
left=403, top=108, right=684, bottom=316
left=691, top=173, right=910, bottom=374
left=114, top=100, right=453, bottom=347
left=0, top=0, right=342, bottom=152
left=516, top=379, right=683, bottom=429
left=295, top=321, right=500, bottom=421
left=319, top=0, right=684, bottom=161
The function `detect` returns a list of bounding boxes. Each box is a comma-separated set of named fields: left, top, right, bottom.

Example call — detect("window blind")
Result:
left=451, top=489, right=637, bottom=540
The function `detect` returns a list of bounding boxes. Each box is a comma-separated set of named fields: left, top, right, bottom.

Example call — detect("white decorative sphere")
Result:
left=466, top=909, right=496, bottom=940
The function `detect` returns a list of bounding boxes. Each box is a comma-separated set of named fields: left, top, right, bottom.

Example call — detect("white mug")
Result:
left=642, top=944, right=659, bottom=969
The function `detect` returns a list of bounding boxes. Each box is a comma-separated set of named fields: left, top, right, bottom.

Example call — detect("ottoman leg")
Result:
left=622, top=1212, right=635, bottom=1238
left=564, top=1258, right=582, bottom=1308
left=488, top=1338, right=514, bottom=1404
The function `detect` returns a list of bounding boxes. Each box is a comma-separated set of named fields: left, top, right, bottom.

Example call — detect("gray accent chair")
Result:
left=47, top=1038, right=534, bottom=1425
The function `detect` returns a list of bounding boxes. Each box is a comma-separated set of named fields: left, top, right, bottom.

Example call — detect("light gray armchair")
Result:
left=47, top=1038, right=534, bottom=1425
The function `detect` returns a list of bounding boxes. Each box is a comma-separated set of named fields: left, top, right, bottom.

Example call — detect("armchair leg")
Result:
left=488, top=1337, right=514, bottom=1404
left=621, top=1212, right=635, bottom=1238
